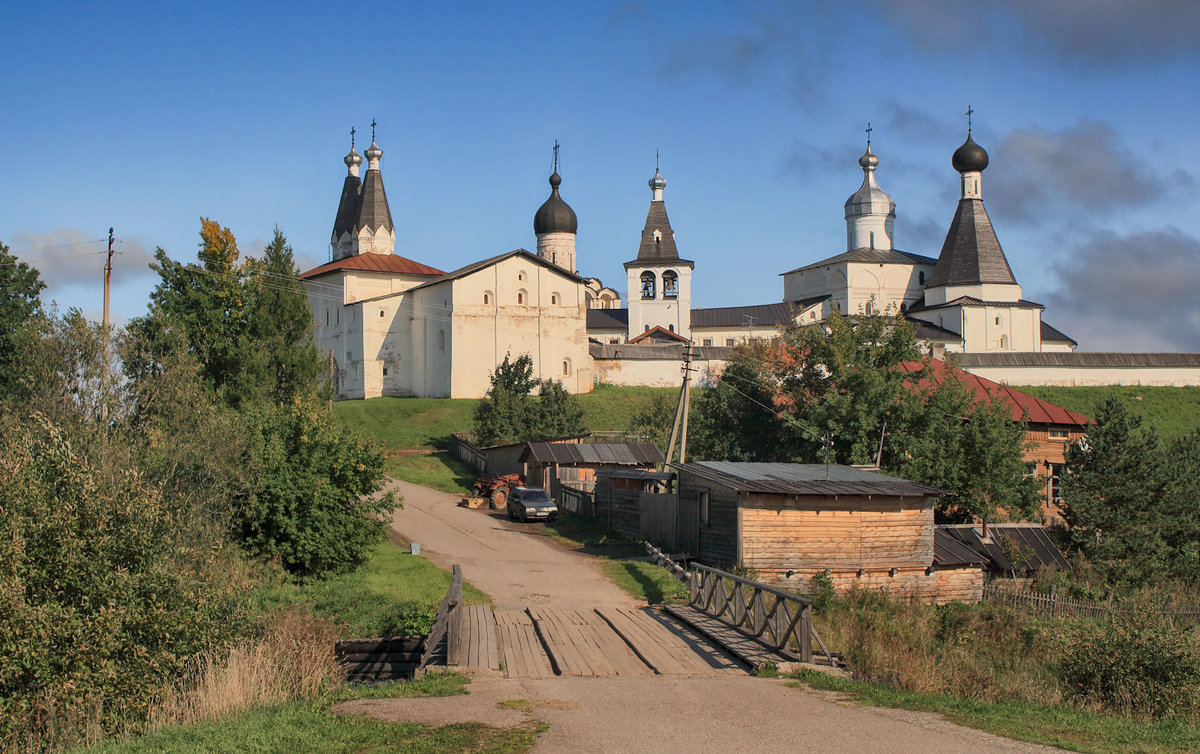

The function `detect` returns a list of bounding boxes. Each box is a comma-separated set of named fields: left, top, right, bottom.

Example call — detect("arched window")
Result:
left=1000, top=334, right=1009, bottom=349
left=864, top=300, right=875, bottom=315
left=668, top=324, right=675, bottom=332
left=551, top=292, right=560, bottom=306
left=562, top=358, right=571, bottom=376
left=517, top=289, right=527, bottom=305
left=995, top=315, right=1002, bottom=325
left=918, top=271, right=926, bottom=285
left=483, top=291, right=492, bottom=305
left=640, top=271, right=656, bottom=299
left=379, top=309, right=385, bottom=318
left=517, top=270, right=526, bottom=282
left=662, top=270, right=678, bottom=299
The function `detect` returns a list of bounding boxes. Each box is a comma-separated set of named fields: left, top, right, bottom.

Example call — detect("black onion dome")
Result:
left=952, top=134, right=989, bottom=173
left=533, top=171, right=578, bottom=234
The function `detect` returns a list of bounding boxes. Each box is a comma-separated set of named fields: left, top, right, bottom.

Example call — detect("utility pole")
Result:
left=101, top=227, right=114, bottom=421
left=664, top=343, right=695, bottom=466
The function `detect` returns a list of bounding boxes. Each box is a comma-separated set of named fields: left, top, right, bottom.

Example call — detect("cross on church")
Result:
left=965, top=106, right=974, bottom=134
left=371, top=119, right=377, bottom=141
left=553, top=140, right=559, bottom=171
left=350, top=126, right=356, bottom=148
left=865, top=122, right=872, bottom=146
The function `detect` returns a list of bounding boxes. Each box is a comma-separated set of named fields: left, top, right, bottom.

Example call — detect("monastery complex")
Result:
left=300, top=128, right=1200, bottom=399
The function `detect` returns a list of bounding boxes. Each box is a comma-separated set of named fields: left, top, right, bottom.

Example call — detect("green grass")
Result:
left=1012, top=385, right=1200, bottom=440
left=578, top=383, right=679, bottom=435
left=385, top=451, right=478, bottom=495
left=91, top=673, right=544, bottom=754
left=602, top=561, right=689, bottom=605
left=255, top=540, right=490, bottom=638
left=334, top=397, right=479, bottom=450
left=785, top=668, right=1200, bottom=753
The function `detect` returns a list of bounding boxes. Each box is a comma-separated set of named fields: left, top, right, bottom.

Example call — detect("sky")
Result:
left=3, top=1, right=1198, bottom=352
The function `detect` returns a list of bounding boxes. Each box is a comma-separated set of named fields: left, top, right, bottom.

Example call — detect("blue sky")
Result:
left=3, top=1, right=1198, bottom=350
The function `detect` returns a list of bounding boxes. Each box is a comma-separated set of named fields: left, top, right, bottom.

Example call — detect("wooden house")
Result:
left=671, top=461, right=984, bottom=604
left=899, top=359, right=1091, bottom=525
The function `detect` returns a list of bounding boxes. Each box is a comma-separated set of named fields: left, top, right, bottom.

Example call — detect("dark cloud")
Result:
left=879, top=0, right=1200, bottom=66
left=8, top=228, right=156, bottom=288
left=779, top=140, right=844, bottom=180
left=1039, top=229, right=1200, bottom=351
left=880, top=102, right=959, bottom=147
left=986, top=121, right=1193, bottom=223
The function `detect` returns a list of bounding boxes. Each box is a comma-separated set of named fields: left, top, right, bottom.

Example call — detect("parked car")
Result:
left=507, top=487, right=558, bottom=522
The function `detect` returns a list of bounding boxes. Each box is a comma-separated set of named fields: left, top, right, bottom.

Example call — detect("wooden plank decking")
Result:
left=664, top=604, right=799, bottom=670
left=452, top=605, right=745, bottom=678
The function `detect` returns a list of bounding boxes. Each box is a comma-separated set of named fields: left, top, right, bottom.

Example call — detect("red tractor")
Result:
left=472, top=473, right=524, bottom=510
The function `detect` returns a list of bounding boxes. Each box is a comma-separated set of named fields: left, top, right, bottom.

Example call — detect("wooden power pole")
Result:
left=664, top=343, right=695, bottom=466
left=101, top=227, right=114, bottom=420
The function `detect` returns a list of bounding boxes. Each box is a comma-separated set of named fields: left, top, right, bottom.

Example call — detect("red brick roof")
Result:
left=899, top=359, right=1091, bottom=426
left=300, top=253, right=444, bottom=279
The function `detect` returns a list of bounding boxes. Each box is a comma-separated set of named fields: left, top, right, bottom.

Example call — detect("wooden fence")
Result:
left=982, top=582, right=1200, bottom=621
left=417, top=564, right=463, bottom=674
left=448, top=433, right=486, bottom=473
left=687, top=563, right=832, bottom=665
left=557, top=483, right=595, bottom=516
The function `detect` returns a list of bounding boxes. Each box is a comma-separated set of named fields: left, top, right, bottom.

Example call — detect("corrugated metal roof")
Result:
left=933, top=530, right=989, bottom=567
left=408, top=248, right=586, bottom=293
left=596, top=468, right=674, bottom=481
left=1040, top=320, right=1077, bottom=345
left=586, top=308, right=629, bottom=330
left=589, top=343, right=734, bottom=361
left=937, top=525, right=1070, bottom=573
left=672, top=461, right=946, bottom=497
left=898, top=359, right=1091, bottom=426
left=522, top=442, right=664, bottom=466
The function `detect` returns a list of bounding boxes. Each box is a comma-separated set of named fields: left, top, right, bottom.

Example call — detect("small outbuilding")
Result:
left=521, top=441, right=664, bottom=498
left=671, top=461, right=984, bottom=604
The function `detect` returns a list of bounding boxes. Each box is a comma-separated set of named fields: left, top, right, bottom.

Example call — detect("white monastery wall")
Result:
left=965, top=365, right=1200, bottom=387
left=594, top=356, right=727, bottom=388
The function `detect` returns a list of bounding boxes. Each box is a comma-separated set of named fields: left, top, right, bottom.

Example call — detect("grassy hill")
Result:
left=333, top=384, right=677, bottom=493
left=1012, top=385, right=1200, bottom=439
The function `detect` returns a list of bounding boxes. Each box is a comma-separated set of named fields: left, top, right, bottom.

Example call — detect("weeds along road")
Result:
left=387, top=478, right=636, bottom=611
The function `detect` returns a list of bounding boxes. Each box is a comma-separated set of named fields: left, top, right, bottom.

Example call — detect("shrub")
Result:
left=382, top=601, right=439, bottom=637
left=0, top=414, right=248, bottom=750
left=809, top=569, right=837, bottom=610
left=1057, top=613, right=1200, bottom=720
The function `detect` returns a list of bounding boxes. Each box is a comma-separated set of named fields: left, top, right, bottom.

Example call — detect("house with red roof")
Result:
left=899, top=359, right=1090, bottom=524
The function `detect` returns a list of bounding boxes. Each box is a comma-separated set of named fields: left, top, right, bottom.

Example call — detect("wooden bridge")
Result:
left=410, top=557, right=834, bottom=680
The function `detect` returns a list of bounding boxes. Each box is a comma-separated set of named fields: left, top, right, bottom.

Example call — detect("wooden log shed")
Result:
left=671, top=461, right=986, bottom=604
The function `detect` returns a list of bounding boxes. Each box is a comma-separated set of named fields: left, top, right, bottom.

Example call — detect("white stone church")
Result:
left=301, top=128, right=1199, bottom=398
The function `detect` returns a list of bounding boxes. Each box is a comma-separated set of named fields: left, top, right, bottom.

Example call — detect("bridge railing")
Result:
left=418, top=564, right=463, bottom=673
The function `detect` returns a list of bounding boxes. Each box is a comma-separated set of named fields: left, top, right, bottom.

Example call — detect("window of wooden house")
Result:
left=1048, top=463, right=1065, bottom=504
left=1048, top=427, right=1069, bottom=440
left=699, top=491, right=710, bottom=526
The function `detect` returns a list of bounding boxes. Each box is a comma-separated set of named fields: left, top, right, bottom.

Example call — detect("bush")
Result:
left=1057, top=614, right=1200, bottom=719
left=382, top=601, right=439, bottom=637
left=238, top=401, right=394, bottom=579
left=0, top=414, right=248, bottom=749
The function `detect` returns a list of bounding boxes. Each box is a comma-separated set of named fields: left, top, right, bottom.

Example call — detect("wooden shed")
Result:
left=671, top=461, right=984, bottom=604
left=521, top=442, right=664, bottom=499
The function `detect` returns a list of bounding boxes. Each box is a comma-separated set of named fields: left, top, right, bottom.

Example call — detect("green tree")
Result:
left=627, top=391, right=681, bottom=454
left=1160, top=428, right=1200, bottom=584
left=692, top=311, right=1039, bottom=522
left=472, top=353, right=587, bottom=446
left=0, top=242, right=46, bottom=395
left=1062, top=395, right=1167, bottom=585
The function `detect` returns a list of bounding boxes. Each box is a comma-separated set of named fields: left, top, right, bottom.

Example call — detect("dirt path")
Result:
left=386, top=478, right=636, bottom=611
left=337, top=674, right=1060, bottom=753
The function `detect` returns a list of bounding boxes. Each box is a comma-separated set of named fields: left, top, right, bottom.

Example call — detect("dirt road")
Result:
left=387, top=478, right=635, bottom=610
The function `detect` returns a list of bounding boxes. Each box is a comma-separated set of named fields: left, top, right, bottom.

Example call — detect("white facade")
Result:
left=626, top=264, right=693, bottom=340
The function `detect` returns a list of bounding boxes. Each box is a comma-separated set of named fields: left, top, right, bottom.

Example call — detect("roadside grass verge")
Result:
left=385, top=451, right=477, bottom=495
left=538, top=512, right=685, bottom=604
left=1012, top=385, right=1200, bottom=439
left=785, top=668, right=1200, bottom=754
left=91, top=672, right=544, bottom=754
left=254, top=540, right=490, bottom=638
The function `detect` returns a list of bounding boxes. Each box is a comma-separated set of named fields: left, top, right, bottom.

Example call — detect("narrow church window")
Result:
left=562, top=359, right=571, bottom=376
left=383, top=366, right=389, bottom=376
left=864, top=301, right=875, bottom=315
left=326, top=310, right=329, bottom=327
left=1001, top=334, right=1009, bottom=349
left=995, top=316, right=1001, bottom=325
left=518, top=271, right=525, bottom=282
left=645, top=325, right=650, bottom=332
left=668, top=324, right=675, bottom=332
left=662, top=270, right=678, bottom=299
left=551, top=293, right=559, bottom=305
left=517, top=290, right=526, bottom=304
left=380, top=310, right=385, bottom=318
left=640, top=271, right=656, bottom=299
left=483, top=292, right=491, bottom=305
left=918, top=271, right=926, bottom=285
